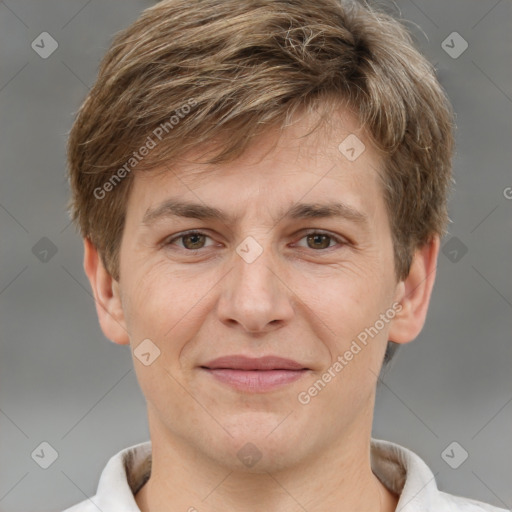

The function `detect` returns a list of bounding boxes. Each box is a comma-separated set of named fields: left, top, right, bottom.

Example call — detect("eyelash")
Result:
left=164, top=229, right=347, bottom=252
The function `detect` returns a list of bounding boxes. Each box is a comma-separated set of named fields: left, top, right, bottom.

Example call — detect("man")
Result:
left=63, top=0, right=506, bottom=511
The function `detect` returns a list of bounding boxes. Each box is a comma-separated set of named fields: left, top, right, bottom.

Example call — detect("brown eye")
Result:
left=166, top=231, right=213, bottom=250
left=306, top=233, right=333, bottom=250
left=293, top=230, right=346, bottom=251
left=180, top=233, right=207, bottom=250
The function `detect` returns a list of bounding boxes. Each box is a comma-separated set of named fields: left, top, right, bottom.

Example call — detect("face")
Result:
left=96, top=107, right=422, bottom=472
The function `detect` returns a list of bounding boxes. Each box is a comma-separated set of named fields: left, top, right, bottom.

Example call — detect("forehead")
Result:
left=127, top=106, right=385, bottom=222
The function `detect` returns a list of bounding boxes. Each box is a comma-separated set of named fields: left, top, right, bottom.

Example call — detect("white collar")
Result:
left=63, top=438, right=507, bottom=512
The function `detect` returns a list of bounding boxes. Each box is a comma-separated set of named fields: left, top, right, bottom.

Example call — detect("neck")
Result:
left=135, top=408, right=398, bottom=512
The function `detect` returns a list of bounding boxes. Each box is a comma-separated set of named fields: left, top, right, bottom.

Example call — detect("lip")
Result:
left=201, top=355, right=307, bottom=371
left=200, top=356, right=309, bottom=393
left=201, top=368, right=308, bottom=392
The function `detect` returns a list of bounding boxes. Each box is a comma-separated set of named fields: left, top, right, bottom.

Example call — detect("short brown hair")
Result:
left=67, top=0, right=454, bottom=284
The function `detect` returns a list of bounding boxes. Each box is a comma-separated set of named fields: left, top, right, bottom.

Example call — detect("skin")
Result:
left=84, top=106, right=439, bottom=512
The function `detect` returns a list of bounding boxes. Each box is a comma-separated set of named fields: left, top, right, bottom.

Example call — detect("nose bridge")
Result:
left=235, top=234, right=275, bottom=288
left=217, top=232, right=293, bottom=332
left=233, top=232, right=279, bottom=301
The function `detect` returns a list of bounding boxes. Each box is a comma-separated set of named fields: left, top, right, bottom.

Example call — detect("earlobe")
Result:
left=83, top=238, right=130, bottom=345
left=388, top=236, right=440, bottom=345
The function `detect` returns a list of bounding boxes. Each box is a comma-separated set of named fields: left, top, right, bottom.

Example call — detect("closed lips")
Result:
left=201, top=355, right=308, bottom=371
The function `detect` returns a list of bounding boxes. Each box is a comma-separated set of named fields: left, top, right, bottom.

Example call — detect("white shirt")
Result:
left=62, top=438, right=508, bottom=512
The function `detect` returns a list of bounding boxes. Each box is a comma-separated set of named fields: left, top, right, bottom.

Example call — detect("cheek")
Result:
left=122, top=265, right=212, bottom=360
left=123, top=271, right=197, bottom=402
left=301, top=284, right=390, bottom=413
left=298, top=261, right=394, bottom=380
left=299, top=261, right=387, bottom=333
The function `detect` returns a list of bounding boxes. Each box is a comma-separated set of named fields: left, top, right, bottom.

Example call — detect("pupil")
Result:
left=309, top=234, right=329, bottom=249
left=182, top=233, right=331, bottom=250
left=185, top=234, right=203, bottom=249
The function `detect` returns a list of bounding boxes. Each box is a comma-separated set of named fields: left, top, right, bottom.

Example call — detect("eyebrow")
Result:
left=142, top=199, right=368, bottom=227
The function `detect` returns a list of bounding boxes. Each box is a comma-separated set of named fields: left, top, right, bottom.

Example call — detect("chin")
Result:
left=204, top=416, right=309, bottom=471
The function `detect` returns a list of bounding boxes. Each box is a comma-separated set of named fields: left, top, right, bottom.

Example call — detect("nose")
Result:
left=216, top=237, right=295, bottom=334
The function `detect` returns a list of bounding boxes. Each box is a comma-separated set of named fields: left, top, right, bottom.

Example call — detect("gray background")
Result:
left=0, top=1, right=511, bottom=511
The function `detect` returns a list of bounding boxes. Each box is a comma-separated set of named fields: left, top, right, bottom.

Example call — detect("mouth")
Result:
left=199, top=355, right=310, bottom=392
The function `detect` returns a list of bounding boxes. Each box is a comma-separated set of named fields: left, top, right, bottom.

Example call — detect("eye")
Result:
left=294, top=230, right=346, bottom=250
left=165, top=230, right=215, bottom=250
left=164, top=229, right=347, bottom=252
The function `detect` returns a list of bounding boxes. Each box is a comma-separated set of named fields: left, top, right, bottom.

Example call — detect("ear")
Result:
left=83, top=237, right=130, bottom=345
left=388, top=235, right=440, bottom=344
